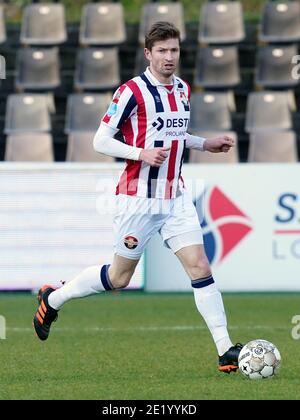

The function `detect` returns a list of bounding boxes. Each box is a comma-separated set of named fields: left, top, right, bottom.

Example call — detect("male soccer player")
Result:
left=33, top=22, right=242, bottom=373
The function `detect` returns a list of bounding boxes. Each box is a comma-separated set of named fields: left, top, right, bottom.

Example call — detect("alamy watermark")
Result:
left=0, top=54, right=5, bottom=79
left=291, top=315, right=300, bottom=340
left=0, top=315, right=6, bottom=339
left=95, top=175, right=206, bottom=218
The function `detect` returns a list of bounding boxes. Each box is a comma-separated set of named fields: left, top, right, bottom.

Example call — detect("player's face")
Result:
left=144, top=38, right=180, bottom=82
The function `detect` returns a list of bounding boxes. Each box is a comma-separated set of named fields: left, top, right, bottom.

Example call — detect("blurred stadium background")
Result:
left=1, top=0, right=300, bottom=400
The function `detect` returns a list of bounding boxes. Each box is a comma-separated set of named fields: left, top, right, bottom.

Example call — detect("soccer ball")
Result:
left=238, top=339, right=281, bottom=379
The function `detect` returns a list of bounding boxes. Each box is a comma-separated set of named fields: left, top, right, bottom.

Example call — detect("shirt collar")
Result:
left=144, top=66, right=178, bottom=87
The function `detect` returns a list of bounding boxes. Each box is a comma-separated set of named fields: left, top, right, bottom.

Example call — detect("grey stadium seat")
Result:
left=199, top=1, right=245, bottom=44
left=255, top=45, right=299, bottom=88
left=259, top=1, right=300, bottom=43
left=139, top=3, right=186, bottom=44
left=190, top=92, right=235, bottom=131
left=15, top=47, right=60, bottom=91
left=5, top=133, right=54, bottom=161
left=65, top=93, right=112, bottom=134
left=194, top=46, right=240, bottom=89
left=189, top=131, right=238, bottom=163
left=245, top=91, right=295, bottom=133
left=20, top=3, right=67, bottom=45
left=248, top=131, right=298, bottom=162
left=0, top=5, right=6, bottom=44
left=4, top=94, right=54, bottom=134
left=74, top=48, right=120, bottom=91
left=79, top=3, right=126, bottom=46
left=66, top=132, right=115, bottom=162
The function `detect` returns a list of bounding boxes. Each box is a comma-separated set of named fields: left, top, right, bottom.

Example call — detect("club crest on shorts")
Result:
left=124, top=235, right=138, bottom=249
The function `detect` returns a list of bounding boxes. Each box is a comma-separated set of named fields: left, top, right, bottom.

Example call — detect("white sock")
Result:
left=192, top=277, right=233, bottom=356
left=48, top=265, right=112, bottom=310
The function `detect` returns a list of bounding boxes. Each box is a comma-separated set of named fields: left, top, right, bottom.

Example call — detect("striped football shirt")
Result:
left=102, top=67, right=191, bottom=199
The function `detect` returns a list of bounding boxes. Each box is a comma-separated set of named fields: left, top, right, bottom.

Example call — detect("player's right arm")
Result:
left=93, top=84, right=169, bottom=166
left=93, top=123, right=142, bottom=160
left=93, top=124, right=169, bottom=166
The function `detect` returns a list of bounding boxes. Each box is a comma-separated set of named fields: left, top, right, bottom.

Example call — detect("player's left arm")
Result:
left=185, top=133, right=235, bottom=154
left=203, top=135, right=235, bottom=153
left=183, top=80, right=234, bottom=154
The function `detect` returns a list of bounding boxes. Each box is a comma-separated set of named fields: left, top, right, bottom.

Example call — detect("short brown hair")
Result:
left=145, top=21, right=181, bottom=50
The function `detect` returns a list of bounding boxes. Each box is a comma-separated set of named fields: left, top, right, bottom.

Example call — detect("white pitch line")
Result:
left=6, top=325, right=288, bottom=333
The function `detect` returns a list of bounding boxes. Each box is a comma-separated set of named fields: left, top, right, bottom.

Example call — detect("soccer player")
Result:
left=33, top=21, right=242, bottom=373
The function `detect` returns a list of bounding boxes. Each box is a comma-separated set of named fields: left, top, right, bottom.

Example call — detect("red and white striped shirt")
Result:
left=102, top=67, right=191, bottom=199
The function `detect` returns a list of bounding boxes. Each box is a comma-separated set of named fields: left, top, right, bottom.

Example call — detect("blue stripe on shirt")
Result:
left=117, top=94, right=137, bottom=129
left=140, top=73, right=164, bottom=113
left=147, top=140, right=164, bottom=198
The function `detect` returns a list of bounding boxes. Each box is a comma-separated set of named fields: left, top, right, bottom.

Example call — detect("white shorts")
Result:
left=113, top=191, right=203, bottom=260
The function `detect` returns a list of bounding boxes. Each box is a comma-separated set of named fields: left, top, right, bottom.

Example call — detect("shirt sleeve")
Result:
left=93, top=123, right=142, bottom=161
left=102, top=84, right=137, bottom=130
left=185, top=133, right=206, bottom=151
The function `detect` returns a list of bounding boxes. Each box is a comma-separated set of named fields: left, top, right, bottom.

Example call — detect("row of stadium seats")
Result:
left=3, top=91, right=297, bottom=135
left=4, top=130, right=298, bottom=163
left=1, top=2, right=300, bottom=163
left=2, top=90, right=298, bottom=163
left=1, top=1, right=300, bottom=46
left=6, top=44, right=300, bottom=92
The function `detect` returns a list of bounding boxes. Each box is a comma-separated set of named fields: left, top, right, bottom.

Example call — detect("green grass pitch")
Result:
left=1, top=292, right=300, bottom=400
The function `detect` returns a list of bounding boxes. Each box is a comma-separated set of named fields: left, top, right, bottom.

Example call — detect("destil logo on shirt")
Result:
left=194, top=186, right=253, bottom=264
left=152, top=118, right=189, bottom=138
left=152, top=118, right=189, bottom=130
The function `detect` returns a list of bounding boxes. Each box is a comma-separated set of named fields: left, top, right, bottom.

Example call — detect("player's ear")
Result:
left=144, top=48, right=151, bottom=61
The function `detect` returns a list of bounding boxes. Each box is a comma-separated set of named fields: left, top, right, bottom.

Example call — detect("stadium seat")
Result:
left=4, top=94, right=54, bottom=134
left=139, top=2, right=186, bottom=44
left=255, top=45, right=299, bottom=88
left=15, top=47, right=60, bottom=91
left=194, top=46, right=240, bottom=89
left=20, top=3, right=67, bottom=45
left=0, top=5, right=6, bottom=44
left=248, top=130, right=298, bottom=162
left=5, top=133, right=54, bottom=161
left=259, top=1, right=300, bottom=43
left=79, top=3, right=126, bottom=46
left=74, top=48, right=120, bottom=91
left=190, top=92, right=234, bottom=131
left=189, top=131, right=238, bottom=163
left=65, top=93, right=111, bottom=134
left=198, top=1, right=245, bottom=44
left=245, top=91, right=295, bottom=133
left=66, top=132, right=115, bottom=162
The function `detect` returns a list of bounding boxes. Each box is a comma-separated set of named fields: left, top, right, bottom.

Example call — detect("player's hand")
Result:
left=203, top=136, right=235, bottom=153
left=139, top=147, right=170, bottom=167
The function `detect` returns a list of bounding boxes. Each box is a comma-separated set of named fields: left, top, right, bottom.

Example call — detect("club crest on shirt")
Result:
left=124, top=235, right=139, bottom=249
left=180, top=91, right=190, bottom=111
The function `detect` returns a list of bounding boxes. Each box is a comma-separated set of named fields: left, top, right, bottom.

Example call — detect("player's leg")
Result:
left=160, top=192, right=242, bottom=372
left=33, top=255, right=139, bottom=341
left=33, top=194, right=159, bottom=341
left=49, top=254, right=139, bottom=309
left=173, top=242, right=242, bottom=373
left=175, top=245, right=229, bottom=341
left=174, top=243, right=233, bottom=353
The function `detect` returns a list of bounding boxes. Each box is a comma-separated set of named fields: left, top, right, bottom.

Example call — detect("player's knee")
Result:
left=110, top=270, right=133, bottom=289
left=186, top=256, right=211, bottom=279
